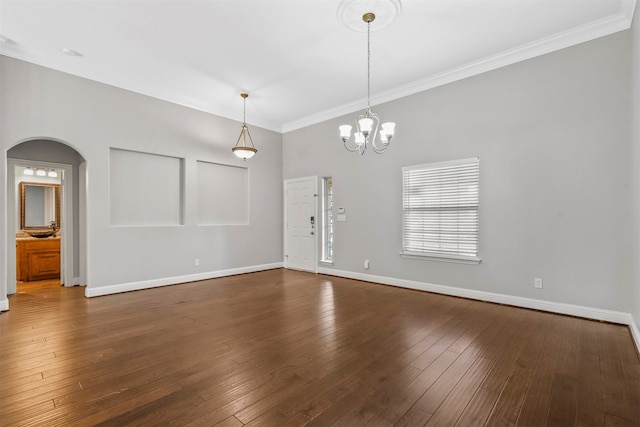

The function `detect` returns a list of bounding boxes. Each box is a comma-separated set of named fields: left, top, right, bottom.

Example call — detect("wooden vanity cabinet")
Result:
left=16, top=238, right=60, bottom=282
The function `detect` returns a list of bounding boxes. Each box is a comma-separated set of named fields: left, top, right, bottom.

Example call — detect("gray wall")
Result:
left=631, top=8, right=640, bottom=331
left=284, top=31, right=632, bottom=313
left=1, top=56, right=283, bottom=299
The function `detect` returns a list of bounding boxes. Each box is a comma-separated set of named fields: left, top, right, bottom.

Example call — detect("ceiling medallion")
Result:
left=337, top=0, right=402, bottom=32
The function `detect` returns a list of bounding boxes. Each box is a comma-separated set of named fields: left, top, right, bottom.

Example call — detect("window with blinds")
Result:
left=402, top=157, right=480, bottom=263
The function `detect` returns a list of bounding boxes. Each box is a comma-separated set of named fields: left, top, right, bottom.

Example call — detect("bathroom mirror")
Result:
left=20, top=182, right=60, bottom=230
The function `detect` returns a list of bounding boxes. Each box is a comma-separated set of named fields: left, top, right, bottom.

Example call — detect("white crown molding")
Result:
left=622, top=0, right=638, bottom=22
left=84, top=262, right=283, bottom=297
left=0, top=51, right=283, bottom=133
left=1, top=1, right=635, bottom=136
left=283, top=3, right=636, bottom=133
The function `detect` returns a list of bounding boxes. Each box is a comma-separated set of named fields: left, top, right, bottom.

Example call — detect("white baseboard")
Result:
left=85, top=262, right=283, bottom=298
left=63, top=276, right=82, bottom=287
left=4, top=264, right=639, bottom=354
left=630, top=315, right=640, bottom=355
left=317, top=267, right=634, bottom=326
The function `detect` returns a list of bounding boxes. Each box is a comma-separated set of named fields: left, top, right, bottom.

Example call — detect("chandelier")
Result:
left=232, top=93, right=258, bottom=160
left=339, top=12, right=396, bottom=155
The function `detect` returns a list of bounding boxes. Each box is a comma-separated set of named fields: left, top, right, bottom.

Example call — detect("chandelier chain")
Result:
left=367, top=19, right=371, bottom=109
left=337, top=9, right=395, bottom=155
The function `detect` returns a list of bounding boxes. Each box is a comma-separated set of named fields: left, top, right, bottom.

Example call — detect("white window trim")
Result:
left=320, top=176, right=334, bottom=264
left=401, top=157, right=481, bottom=264
left=399, top=251, right=481, bottom=265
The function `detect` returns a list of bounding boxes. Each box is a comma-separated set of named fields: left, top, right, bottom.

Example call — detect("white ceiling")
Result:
left=0, top=0, right=636, bottom=133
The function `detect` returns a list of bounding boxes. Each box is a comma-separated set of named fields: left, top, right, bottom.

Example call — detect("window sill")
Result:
left=400, top=252, right=481, bottom=265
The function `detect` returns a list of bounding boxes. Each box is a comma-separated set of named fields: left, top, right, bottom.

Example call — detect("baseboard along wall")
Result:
left=6, top=263, right=637, bottom=354
left=317, top=267, right=640, bottom=355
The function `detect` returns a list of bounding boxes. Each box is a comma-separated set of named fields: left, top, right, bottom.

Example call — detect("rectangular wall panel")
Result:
left=110, top=148, right=183, bottom=226
left=197, top=161, right=248, bottom=225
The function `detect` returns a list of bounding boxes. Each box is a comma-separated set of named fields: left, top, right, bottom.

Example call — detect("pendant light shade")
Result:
left=232, top=93, right=258, bottom=160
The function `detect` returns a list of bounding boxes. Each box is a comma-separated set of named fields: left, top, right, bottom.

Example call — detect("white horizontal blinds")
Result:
left=402, top=157, right=479, bottom=260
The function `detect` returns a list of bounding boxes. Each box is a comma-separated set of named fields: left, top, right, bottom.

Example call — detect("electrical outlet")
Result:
left=364, top=260, right=370, bottom=269
left=195, top=258, right=200, bottom=266
left=534, top=278, right=543, bottom=289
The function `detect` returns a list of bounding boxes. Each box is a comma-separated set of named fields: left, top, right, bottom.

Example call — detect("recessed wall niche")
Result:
left=197, top=161, right=248, bottom=225
left=109, top=148, right=184, bottom=226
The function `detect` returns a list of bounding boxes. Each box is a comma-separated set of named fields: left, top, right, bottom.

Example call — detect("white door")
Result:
left=284, top=177, right=317, bottom=272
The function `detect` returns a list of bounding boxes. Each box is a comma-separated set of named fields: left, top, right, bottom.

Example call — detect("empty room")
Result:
left=1, top=0, right=639, bottom=425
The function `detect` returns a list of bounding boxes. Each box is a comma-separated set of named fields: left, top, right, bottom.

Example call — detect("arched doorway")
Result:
left=6, top=139, right=87, bottom=296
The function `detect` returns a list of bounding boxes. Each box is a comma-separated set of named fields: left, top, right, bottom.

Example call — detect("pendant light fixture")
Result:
left=339, top=12, right=396, bottom=155
left=232, top=93, right=258, bottom=160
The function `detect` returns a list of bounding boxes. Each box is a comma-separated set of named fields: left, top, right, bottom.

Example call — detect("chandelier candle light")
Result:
left=339, top=12, right=396, bottom=155
left=232, top=93, right=258, bottom=160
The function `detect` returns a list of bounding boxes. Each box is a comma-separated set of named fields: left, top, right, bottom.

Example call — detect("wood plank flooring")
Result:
left=1, top=269, right=639, bottom=426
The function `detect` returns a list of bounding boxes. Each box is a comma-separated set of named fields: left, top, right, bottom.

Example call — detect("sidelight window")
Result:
left=321, top=177, right=334, bottom=263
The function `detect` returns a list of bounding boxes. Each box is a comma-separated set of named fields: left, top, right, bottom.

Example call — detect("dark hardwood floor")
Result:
left=1, top=269, right=639, bottom=426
